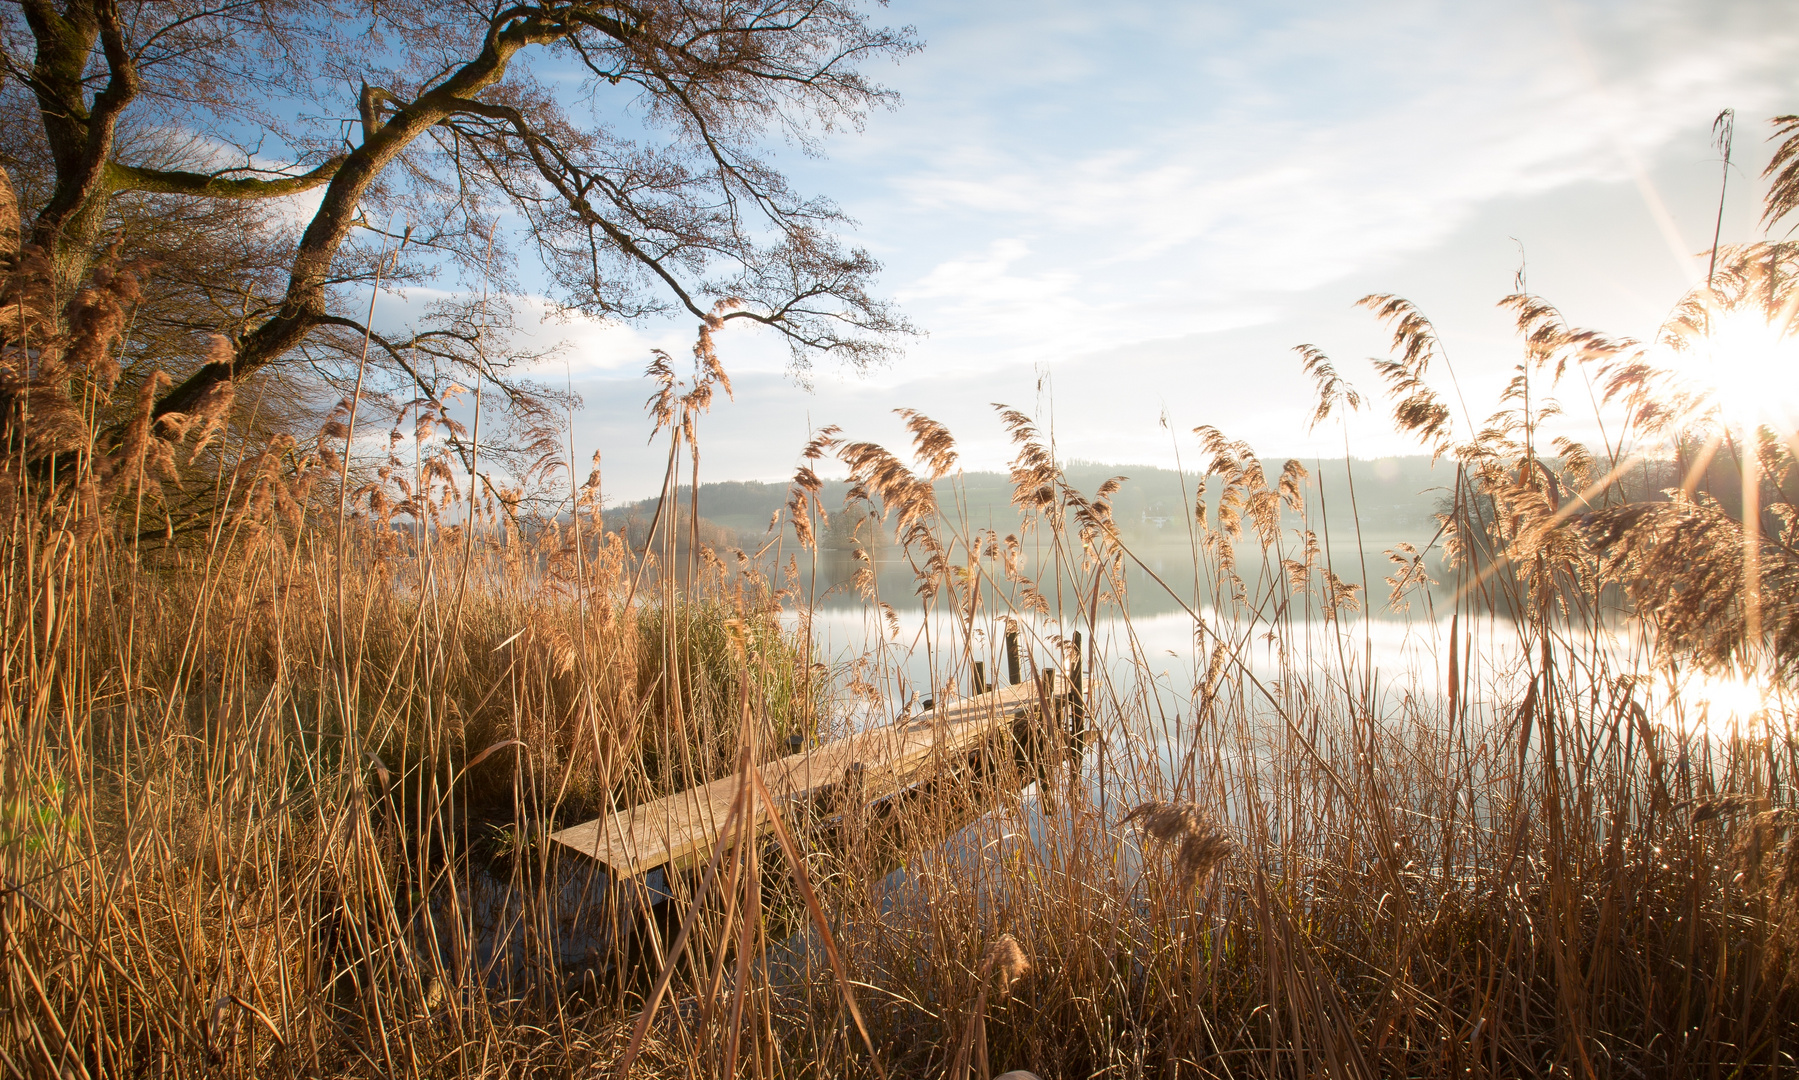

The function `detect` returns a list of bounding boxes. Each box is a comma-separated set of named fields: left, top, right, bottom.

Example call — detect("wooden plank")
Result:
left=550, top=681, right=1045, bottom=878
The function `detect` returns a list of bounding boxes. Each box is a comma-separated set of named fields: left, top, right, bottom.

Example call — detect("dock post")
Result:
left=1031, top=667, right=1061, bottom=799
left=973, top=660, right=988, bottom=696
left=1005, top=624, right=1021, bottom=685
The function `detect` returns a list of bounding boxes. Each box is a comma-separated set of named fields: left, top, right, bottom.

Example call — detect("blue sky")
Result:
left=495, top=0, right=1799, bottom=500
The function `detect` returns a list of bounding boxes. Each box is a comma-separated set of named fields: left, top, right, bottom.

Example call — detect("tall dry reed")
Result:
left=5, top=143, right=1799, bottom=1080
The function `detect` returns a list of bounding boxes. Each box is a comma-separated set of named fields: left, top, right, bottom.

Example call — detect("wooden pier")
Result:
left=551, top=665, right=1081, bottom=880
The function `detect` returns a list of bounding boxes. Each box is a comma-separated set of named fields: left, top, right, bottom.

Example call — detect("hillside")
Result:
left=603, top=455, right=1457, bottom=552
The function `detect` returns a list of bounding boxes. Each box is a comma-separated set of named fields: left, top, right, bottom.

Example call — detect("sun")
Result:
left=1674, top=667, right=1775, bottom=737
left=1672, top=305, right=1799, bottom=431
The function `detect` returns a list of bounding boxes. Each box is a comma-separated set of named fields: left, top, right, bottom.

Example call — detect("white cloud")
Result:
left=849, top=0, right=1799, bottom=382
left=515, top=298, right=688, bottom=375
left=544, top=0, right=1799, bottom=490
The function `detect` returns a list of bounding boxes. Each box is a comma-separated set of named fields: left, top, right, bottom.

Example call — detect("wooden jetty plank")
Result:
left=550, top=681, right=1048, bottom=878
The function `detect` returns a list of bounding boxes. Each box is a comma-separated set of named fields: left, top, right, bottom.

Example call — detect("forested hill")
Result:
left=603, top=456, right=1456, bottom=551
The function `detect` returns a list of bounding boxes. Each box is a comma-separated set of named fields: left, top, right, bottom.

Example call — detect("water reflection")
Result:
left=446, top=533, right=1787, bottom=995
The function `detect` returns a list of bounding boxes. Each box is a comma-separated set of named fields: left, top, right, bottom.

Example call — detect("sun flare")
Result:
left=1672, top=668, right=1778, bottom=736
left=1673, top=306, right=1799, bottom=430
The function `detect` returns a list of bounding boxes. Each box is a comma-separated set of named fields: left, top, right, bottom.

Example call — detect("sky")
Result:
left=473, top=0, right=1799, bottom=502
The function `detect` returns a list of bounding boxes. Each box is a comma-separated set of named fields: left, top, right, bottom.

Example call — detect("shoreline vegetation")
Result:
left=3, top=38, right=1799, bottom=1071
left=6, top=235, right=1799, bottom=1080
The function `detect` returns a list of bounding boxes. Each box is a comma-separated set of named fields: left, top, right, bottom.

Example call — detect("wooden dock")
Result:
left=550, top=676, right=1072, bottom=879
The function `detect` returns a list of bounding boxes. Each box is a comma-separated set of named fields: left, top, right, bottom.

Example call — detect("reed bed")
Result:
left=3, top=244, right=1799, bottom=1080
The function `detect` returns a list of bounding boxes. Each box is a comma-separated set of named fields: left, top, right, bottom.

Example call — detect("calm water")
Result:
left=456, top=534, right=1777, bottom=987
left=789, top=533, right=1494, bottom=730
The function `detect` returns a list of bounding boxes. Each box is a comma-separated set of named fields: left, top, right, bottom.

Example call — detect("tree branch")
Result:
left=441, top=96, right=717, bottom=321
left=311, top=313, right=489, bottom=396
left=151, top=7, right=573, bottom=421
left=107, top=155, right=348, bottom=199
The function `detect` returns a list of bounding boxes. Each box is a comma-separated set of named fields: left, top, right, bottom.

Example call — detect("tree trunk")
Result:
left=21, top=0, right=132, bottom=302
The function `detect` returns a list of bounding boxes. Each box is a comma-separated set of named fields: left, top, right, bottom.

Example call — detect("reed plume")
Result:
left=1124, top=800, right=1234, bottom=889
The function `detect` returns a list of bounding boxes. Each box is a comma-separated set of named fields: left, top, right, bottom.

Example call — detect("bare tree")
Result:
left=0, top=0, right=917, bottom=438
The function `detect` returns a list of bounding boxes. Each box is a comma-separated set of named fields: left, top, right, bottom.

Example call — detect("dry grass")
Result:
left=5, top=209, right=1799, bottom=1080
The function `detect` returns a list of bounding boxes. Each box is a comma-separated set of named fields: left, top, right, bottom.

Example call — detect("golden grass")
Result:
left=4, top=239, right=1799, bottom=1080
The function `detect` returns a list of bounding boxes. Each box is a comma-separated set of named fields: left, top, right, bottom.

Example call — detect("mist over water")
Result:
left=791, top=535, right=1775, bottom=748
left=792, top=532, right=1467, bottom=703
